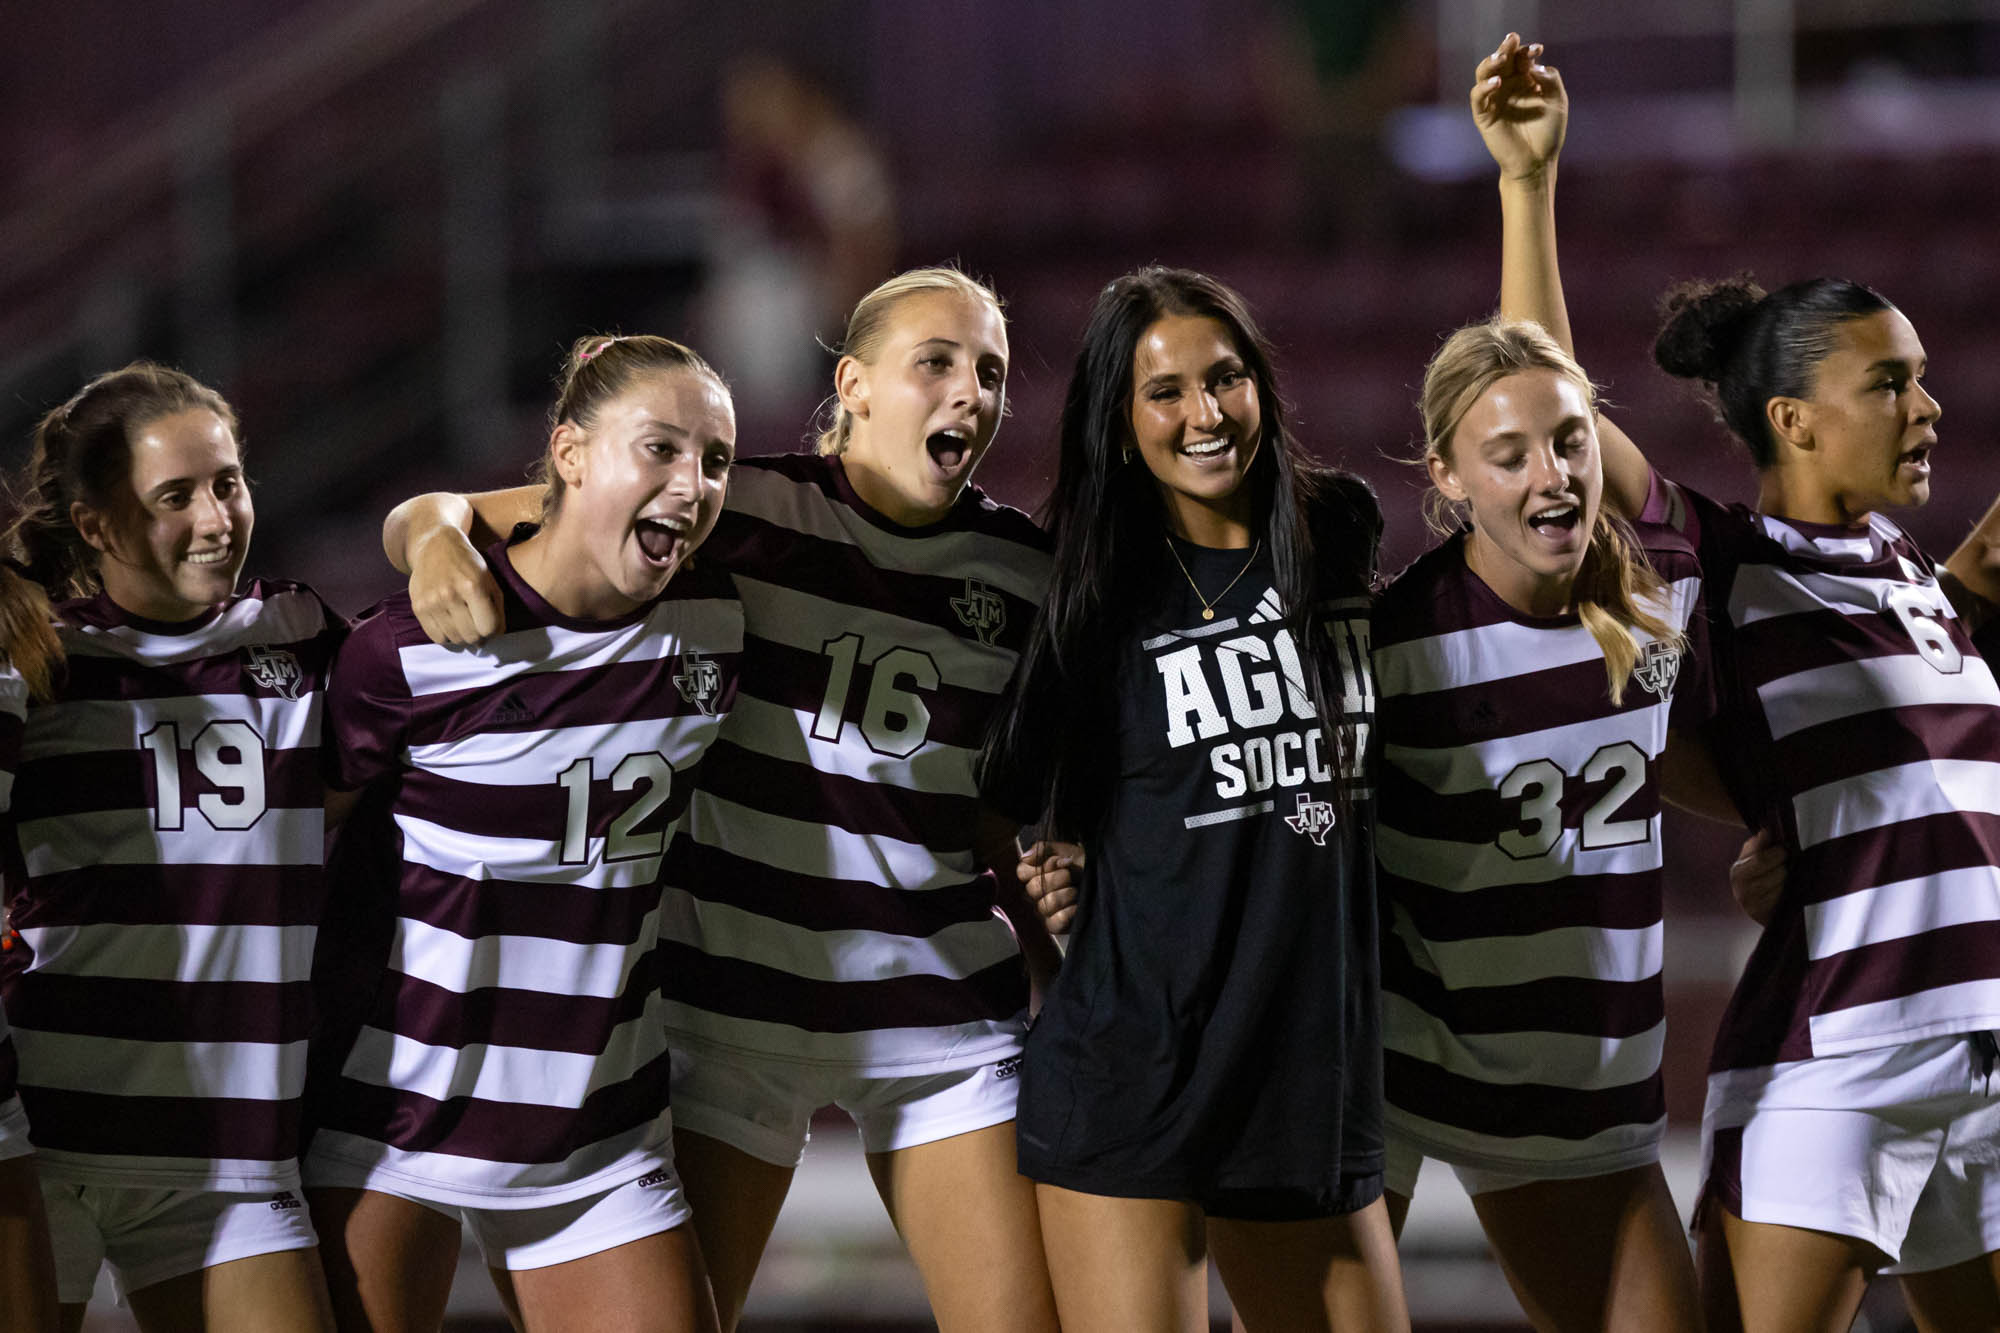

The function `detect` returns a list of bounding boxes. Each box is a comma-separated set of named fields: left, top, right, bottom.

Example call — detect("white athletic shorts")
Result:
left=305, top=1161, right=692, bottom=1272
left=1381, top=1134, right=1656, bottom=1200
left=668, top=1045, right=1022, bottom=1168
left=1702, top=1031, right=2000, bottom=1274
left=42, top=1181, right=316, bottom=1305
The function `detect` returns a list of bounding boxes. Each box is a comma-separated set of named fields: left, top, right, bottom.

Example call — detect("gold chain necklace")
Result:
left=1164, top=534, right=1261, bottom=621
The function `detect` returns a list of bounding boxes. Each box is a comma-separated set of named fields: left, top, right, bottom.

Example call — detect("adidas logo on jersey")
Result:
left=993, top=1056, right=1022, bottom=1081
left=490, top=693, right=533, bottom=726
left=268, top=1191, right=304, bottom=1212
left=634, top=1169, right=675, bottom=1189
left=244, top=645, right=303, bottom=701
left=1246, top=587, right=1284, bottom=625
left=1284, top=791, right=1336, bottom=845
left=950, top=578, right=1006, bottom=645
left=1631, top=640, right=1681, bottom=699
left=674, top=650, right=722, bottom=714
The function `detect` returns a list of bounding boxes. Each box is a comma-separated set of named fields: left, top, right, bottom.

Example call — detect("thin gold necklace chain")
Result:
left=1164, top=534, right=1261, bottom=621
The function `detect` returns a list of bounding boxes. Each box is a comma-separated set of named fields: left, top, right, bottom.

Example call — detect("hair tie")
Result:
left=580, top=336, right=620, bottom=365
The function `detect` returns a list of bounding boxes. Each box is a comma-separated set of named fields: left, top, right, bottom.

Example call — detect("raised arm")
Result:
left=1943, top=493, right=2000, bottom=635
left=380, top=486, right=539, bottom=645
left=1475, top=34, right=1652, bottom=518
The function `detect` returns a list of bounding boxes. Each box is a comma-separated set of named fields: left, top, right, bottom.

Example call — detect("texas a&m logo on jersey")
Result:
left=950, top=578, right=1006, bottom=646
left=244, top=645, right=303, bottom=700
left=1284, top=791, right=1336, bottom=845
left=673, top=650, right=722, bottom=715
left=1631, top=640, right=1680, bottom=699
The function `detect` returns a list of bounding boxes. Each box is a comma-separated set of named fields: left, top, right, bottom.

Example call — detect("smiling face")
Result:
left=836, top=288, right=1008, bottom=526
left=1129, top=313, right=1263, bottom=547
left=1778, top=308, right=1940, bottom=524
left=541, top=368, right=735, bottom=618
left=1431, top=368, right=1603, bottom=617
left=74, top=408, right=252, bottom=622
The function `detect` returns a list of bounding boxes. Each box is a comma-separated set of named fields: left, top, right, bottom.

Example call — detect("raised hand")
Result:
left=410, top=524, right=505, bottom=646
left=1472, top=32, right=1568, bottom=184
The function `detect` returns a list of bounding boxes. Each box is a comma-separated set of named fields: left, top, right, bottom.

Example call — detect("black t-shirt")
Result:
left=1011, top=519, right=1382, bottom=1210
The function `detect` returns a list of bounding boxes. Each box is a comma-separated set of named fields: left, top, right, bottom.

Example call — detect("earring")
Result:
left=1121, top=443, right=1134, bottom=464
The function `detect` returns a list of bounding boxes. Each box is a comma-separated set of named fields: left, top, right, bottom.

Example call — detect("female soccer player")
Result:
left=383, top=269, right=1060, bottom=1332
left=1374, top=316, right=1710, bottom=1332
left=984, top=266, right=1407, bottom=1331
left=0, top=363, right=342, bottom=1330
left=1484, top=34, right=2000, bottom=1331
left=304, top=335, right=739, bottom=1333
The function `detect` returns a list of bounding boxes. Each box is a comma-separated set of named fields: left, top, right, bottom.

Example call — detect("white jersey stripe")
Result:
left=405, top=719, right=715, bottom=778
left=1383, top=995, right=1666, bottom=1090
left=61, top=589, right=329, bottom=666
left=688, top=791, right=978, bottom=890
left=733, top=576, right=1021, bottom=694
left=15, top=1030, right=304, bottom=1101
left=392, top=815, right=668, bottom=891
left=20, top=694, right=321, bottom=761
left=1792, top=759, right=2000, bottom=848
left=1758, top=654, right=1998, bottom=739
left=16, top=923, right=313, bottom=985
left=393, top=600, right=736, bottom=698
left=1804, top=867, right=2000, bottom=958
left=658, top=892, right=1018, bottom=984
left=1377, top=822, right=1663, bottom=891
left=22, top=808, right=324, bottom=876
left=1386, top=1107, right=1667, bottom=1175
left=345, top=1016, right=668, bottom=1110
left=1384, top=706, right=1664, bottom=797
left=1805, top=979, right=2000, bottom=1055
left=720, top=695, right=978, bottom=795
left=307, top=1126, right=664, bottom=1206
left=1411, top=923, right=1663, bottom=990
left=392, top=914, right=660, bottom=1000
left=726, top=467, right=1048, bottom=601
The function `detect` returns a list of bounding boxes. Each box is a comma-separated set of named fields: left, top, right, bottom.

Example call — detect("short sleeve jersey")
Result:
left=1372, top=518, right=1710, bottom=1176
left=0, top=581, right=343, bottom=1190
left=658, top=454, right=1050, bottom=1077
left=1657, top=480, right=2000, bottom=1074
left=308, top=536, right=742, bottom=1206
left=1013, top=499, right=1382, bottom=1203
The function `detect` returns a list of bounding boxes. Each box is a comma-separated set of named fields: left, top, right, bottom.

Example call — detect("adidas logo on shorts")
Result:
left=994, top=1057, right=1022, bottom=1081
left=268, top=1191, right=304, bottom=1212
left=634, top=1169, right=674, bottom=1189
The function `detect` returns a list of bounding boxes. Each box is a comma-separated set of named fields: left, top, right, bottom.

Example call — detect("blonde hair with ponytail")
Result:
left=1420, top=319, right=1682, bottom=705
left=816, top=266, right=1004, bottom=456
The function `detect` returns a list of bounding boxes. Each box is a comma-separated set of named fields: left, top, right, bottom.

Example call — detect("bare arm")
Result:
left=975, top=808, right=1064, bottom=1006
left=1477, top=34, right=1652, bottom=518
left=1943, top=493, right=2000, bottom=633
left=380, top=486, right=540, bottom=646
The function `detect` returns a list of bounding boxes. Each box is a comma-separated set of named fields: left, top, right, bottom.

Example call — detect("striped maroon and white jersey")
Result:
left=1658, top=480, right=2000, bottom=1076
left=0, top=1002, right=28, bottom=1162
left=0, top=582, right=342, bottom=1190
left=1373, top=519, right=1710, bottom=1175
left=659, top=454, right=1050, bottom=1075
left=309, top=539, right=741, bottom=1206
left=0, top=677, right=31, bottom=1161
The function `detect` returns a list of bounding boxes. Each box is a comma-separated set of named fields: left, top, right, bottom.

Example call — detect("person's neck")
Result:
left=509, top=520, right=640, bottom=621
left=839, top=451, right=955, bottom=528
left=1462, top=533, right=1574, bottom=618
left=1757, top=465, right=1871, bottom=528
left=1164, top=497, right=1254, bottom=550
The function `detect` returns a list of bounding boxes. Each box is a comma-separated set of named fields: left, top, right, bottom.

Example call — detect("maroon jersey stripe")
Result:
left=1384, top=867, right=1667, bottom=942
left=694, top=739, right=977, bottom=851
left=402, top=651, right=743, bottom=748
left=368, top=959, right=662, bottom=1056
left=11, top=747, right=327, bottom=821
left=664, top=837, right=998, bottom=934
left=21, top=1085, right=301, bottom=1161
left=1383, top=936, right=1664, bottom=1039
left=396, top=865, right=666, bottom=947
left=11, top=863, right=325, bottom=930
left=1769, top=706, right=2000, bottom=797
left=1383, top=1050, right=1664, bottom=1143
left=1378, top=656, right=1668, bottom=752
left=58, top=628, right=344, bottom=702
left=6, top=975, right=312, bottom=1043
left=319, top=1048, right=672, bottom=1163
left=396, top=766, right=698, bottom=847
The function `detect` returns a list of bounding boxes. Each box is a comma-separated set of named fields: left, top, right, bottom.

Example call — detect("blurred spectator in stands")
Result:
left=697, top=55, right=896, bottom=445
left=1254, top=0, right=1428, bottom=245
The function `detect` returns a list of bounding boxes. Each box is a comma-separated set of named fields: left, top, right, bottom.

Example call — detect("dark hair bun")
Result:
left=1653, top=277, right=1766, bottom=382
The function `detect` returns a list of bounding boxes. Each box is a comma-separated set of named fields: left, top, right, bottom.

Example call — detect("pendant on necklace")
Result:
left=1201, top=608, right=1215, bottom=621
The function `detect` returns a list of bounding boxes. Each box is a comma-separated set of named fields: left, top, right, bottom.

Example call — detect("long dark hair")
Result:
left=985, top=267, right=1377, bottom=840
left=0, top=362, right=238, bottom=700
